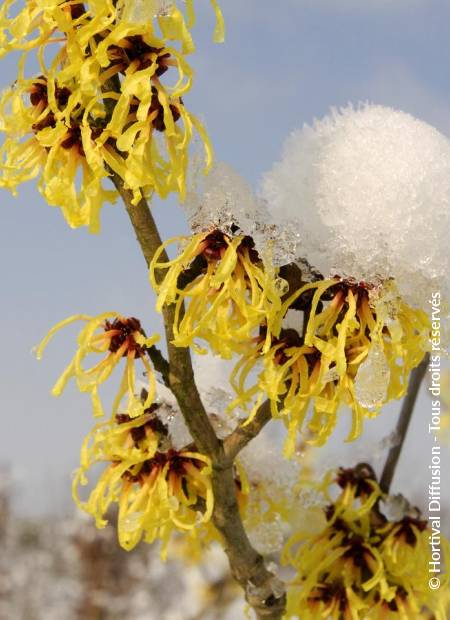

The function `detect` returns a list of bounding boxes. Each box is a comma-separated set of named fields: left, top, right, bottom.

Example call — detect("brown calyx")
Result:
left=30, top=77, right=71, bottom=111
left=392, top=516, right=427, bottom=546
left=260, top=328, right=303, bottom=365
left=238, top=235, right=260, bottom=263
left=58, top=124, right=102, bottom=156
left=122, top=449, right=202, bottom=484
left=201, top=230, right=230, bottom=261
left=128, top=87, right=182, bottom=133
left=30, top=78, right=71, bottom=133
left=308, top=583, right=349, bottom=613
left=116, top=406, right=169, bottom=446
left=29, top=77, right=101, bottom=155
left=375, top=586, right=408, bottom=611
left=336, top=464, right=377, bottom=498
left=104, top=317, right=145, bottom=357
left=341, top=534, right=373, bottom=571
left=149, top=86, right=182, bottom=132
left=108, top=35, right=171, bottom=76
left=200, top=230, right=260, bottom=263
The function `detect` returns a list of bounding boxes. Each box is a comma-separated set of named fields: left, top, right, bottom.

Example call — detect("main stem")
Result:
left=113, top=176, right=286, bottom=619
left=380, top=353, right=430, bottom=494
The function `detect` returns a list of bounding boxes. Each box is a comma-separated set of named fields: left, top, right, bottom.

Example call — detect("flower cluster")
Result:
left=283, top=465, right=449, bottom=619
left=73, top=405, right=214, bottom=556
left=232, top=277, right=429, bottom=453
left=0, top=72, right=116, bottom=231
left=150, top=229, right=286, bottom=357
left=0, top=1, right=224, bottom=57
left=0, top=0, right=224, bottom=230
left=10, top=4, right=446, bottom=611
left=152, top=222, right=430, bottom=452
left=36, top=312, right=158, bottom=418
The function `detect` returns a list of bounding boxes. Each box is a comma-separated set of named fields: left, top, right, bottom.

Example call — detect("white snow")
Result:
left=185, top=162, right=268, bottom=237
left=261, top=103, right=450, bottom=311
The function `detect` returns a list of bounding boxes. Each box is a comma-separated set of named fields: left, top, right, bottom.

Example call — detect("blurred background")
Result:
left=1, top=0, right=449, bottom=618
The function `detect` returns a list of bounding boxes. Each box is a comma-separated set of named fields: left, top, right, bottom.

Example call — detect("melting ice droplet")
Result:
left=354, top=345, right=390, bottom=409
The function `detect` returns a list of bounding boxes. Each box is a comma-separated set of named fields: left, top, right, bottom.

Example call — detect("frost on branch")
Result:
left=185, top=162, right=265, bottom=235
left=261, top=103, right=450, bottom=311
left=185, top=162, right=293, bottom=264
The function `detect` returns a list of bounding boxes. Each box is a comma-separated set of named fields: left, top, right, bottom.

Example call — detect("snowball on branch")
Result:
left=261, top=103, right=450, bottom=311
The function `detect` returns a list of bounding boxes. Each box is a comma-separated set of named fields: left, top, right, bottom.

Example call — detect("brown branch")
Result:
left=112, top=176, right=286, bottom=618
left=223, top=400, right=272, bottom=462
left=145, top=344, right=170, bottom=387
left=380, top=353, right=430, bottom=494
left=211, top=464, right=286, bottom=619
left=110, top=175, right=221, bottom=457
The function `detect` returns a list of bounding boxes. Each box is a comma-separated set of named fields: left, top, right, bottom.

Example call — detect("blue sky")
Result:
left=0, top=0, right=449, bottom=514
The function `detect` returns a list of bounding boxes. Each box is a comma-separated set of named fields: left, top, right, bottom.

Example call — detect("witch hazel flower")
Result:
left=36, top=312, right=159, bottom=418
left=150, top=163, right=288, bottom=359
left=154, top=108, right=446, bottom=450
left=282, top=465, right=450, bottom=620
left=0, top=0, right=224, bottom=231
left=73, top=405, right=214, bottom=557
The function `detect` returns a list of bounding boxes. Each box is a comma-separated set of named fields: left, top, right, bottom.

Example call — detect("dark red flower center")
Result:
left=108, top=36, right=171, bottom=76
left=105, top=317, right=144, bottom=357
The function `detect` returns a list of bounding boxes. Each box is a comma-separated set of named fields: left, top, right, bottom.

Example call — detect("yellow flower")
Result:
left=0, top=72, right=117, bottom=231
left=87, top=25, right=212, bottom=204
left=83, top=408, right=166, bottom=466
left=58, top=9, right=214, bottom=204
left=122, top=0, right=225, bottom=52
left=283, top=466, right=449, bottom=620
left=0, top=0, right=64, bottom=57
left=1, top=0, right=222, bottom=225
left=36, top=313, right=158, bottom=418
left=150, top=230, right=286, bottom=358
left=0, top=0, right=224, bottom=57
left=74, top=410, right=214, bottom=555
left=231, top=278, right=430, bottom=454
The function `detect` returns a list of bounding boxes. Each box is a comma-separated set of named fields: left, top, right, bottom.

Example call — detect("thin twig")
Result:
left=110, top=175, right=221, bottom=457
left=146, top=345, right=170, bottom=387
left=224, top=400, right=272, bottom=462
left=380, top=353, right=430, bottom=494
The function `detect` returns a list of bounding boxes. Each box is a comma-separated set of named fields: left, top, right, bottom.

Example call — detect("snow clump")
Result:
left=261, top=103, right=450, bottom=311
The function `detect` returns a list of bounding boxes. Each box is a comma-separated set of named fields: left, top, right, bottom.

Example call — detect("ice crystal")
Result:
left=155, top=382, right=193, bottom=449
left=185, top=162, right=291, bottom=263
left=185, top=162, right=264, bottom=235
left=247, top=520, right=286, bottom=556
left=193, top=352, right=238, bottom=420
left=381, top=494, right=419, bottom=522
left=354, top=344, right=390, bottom=409
left=239, top=430, right=323, bottom=553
